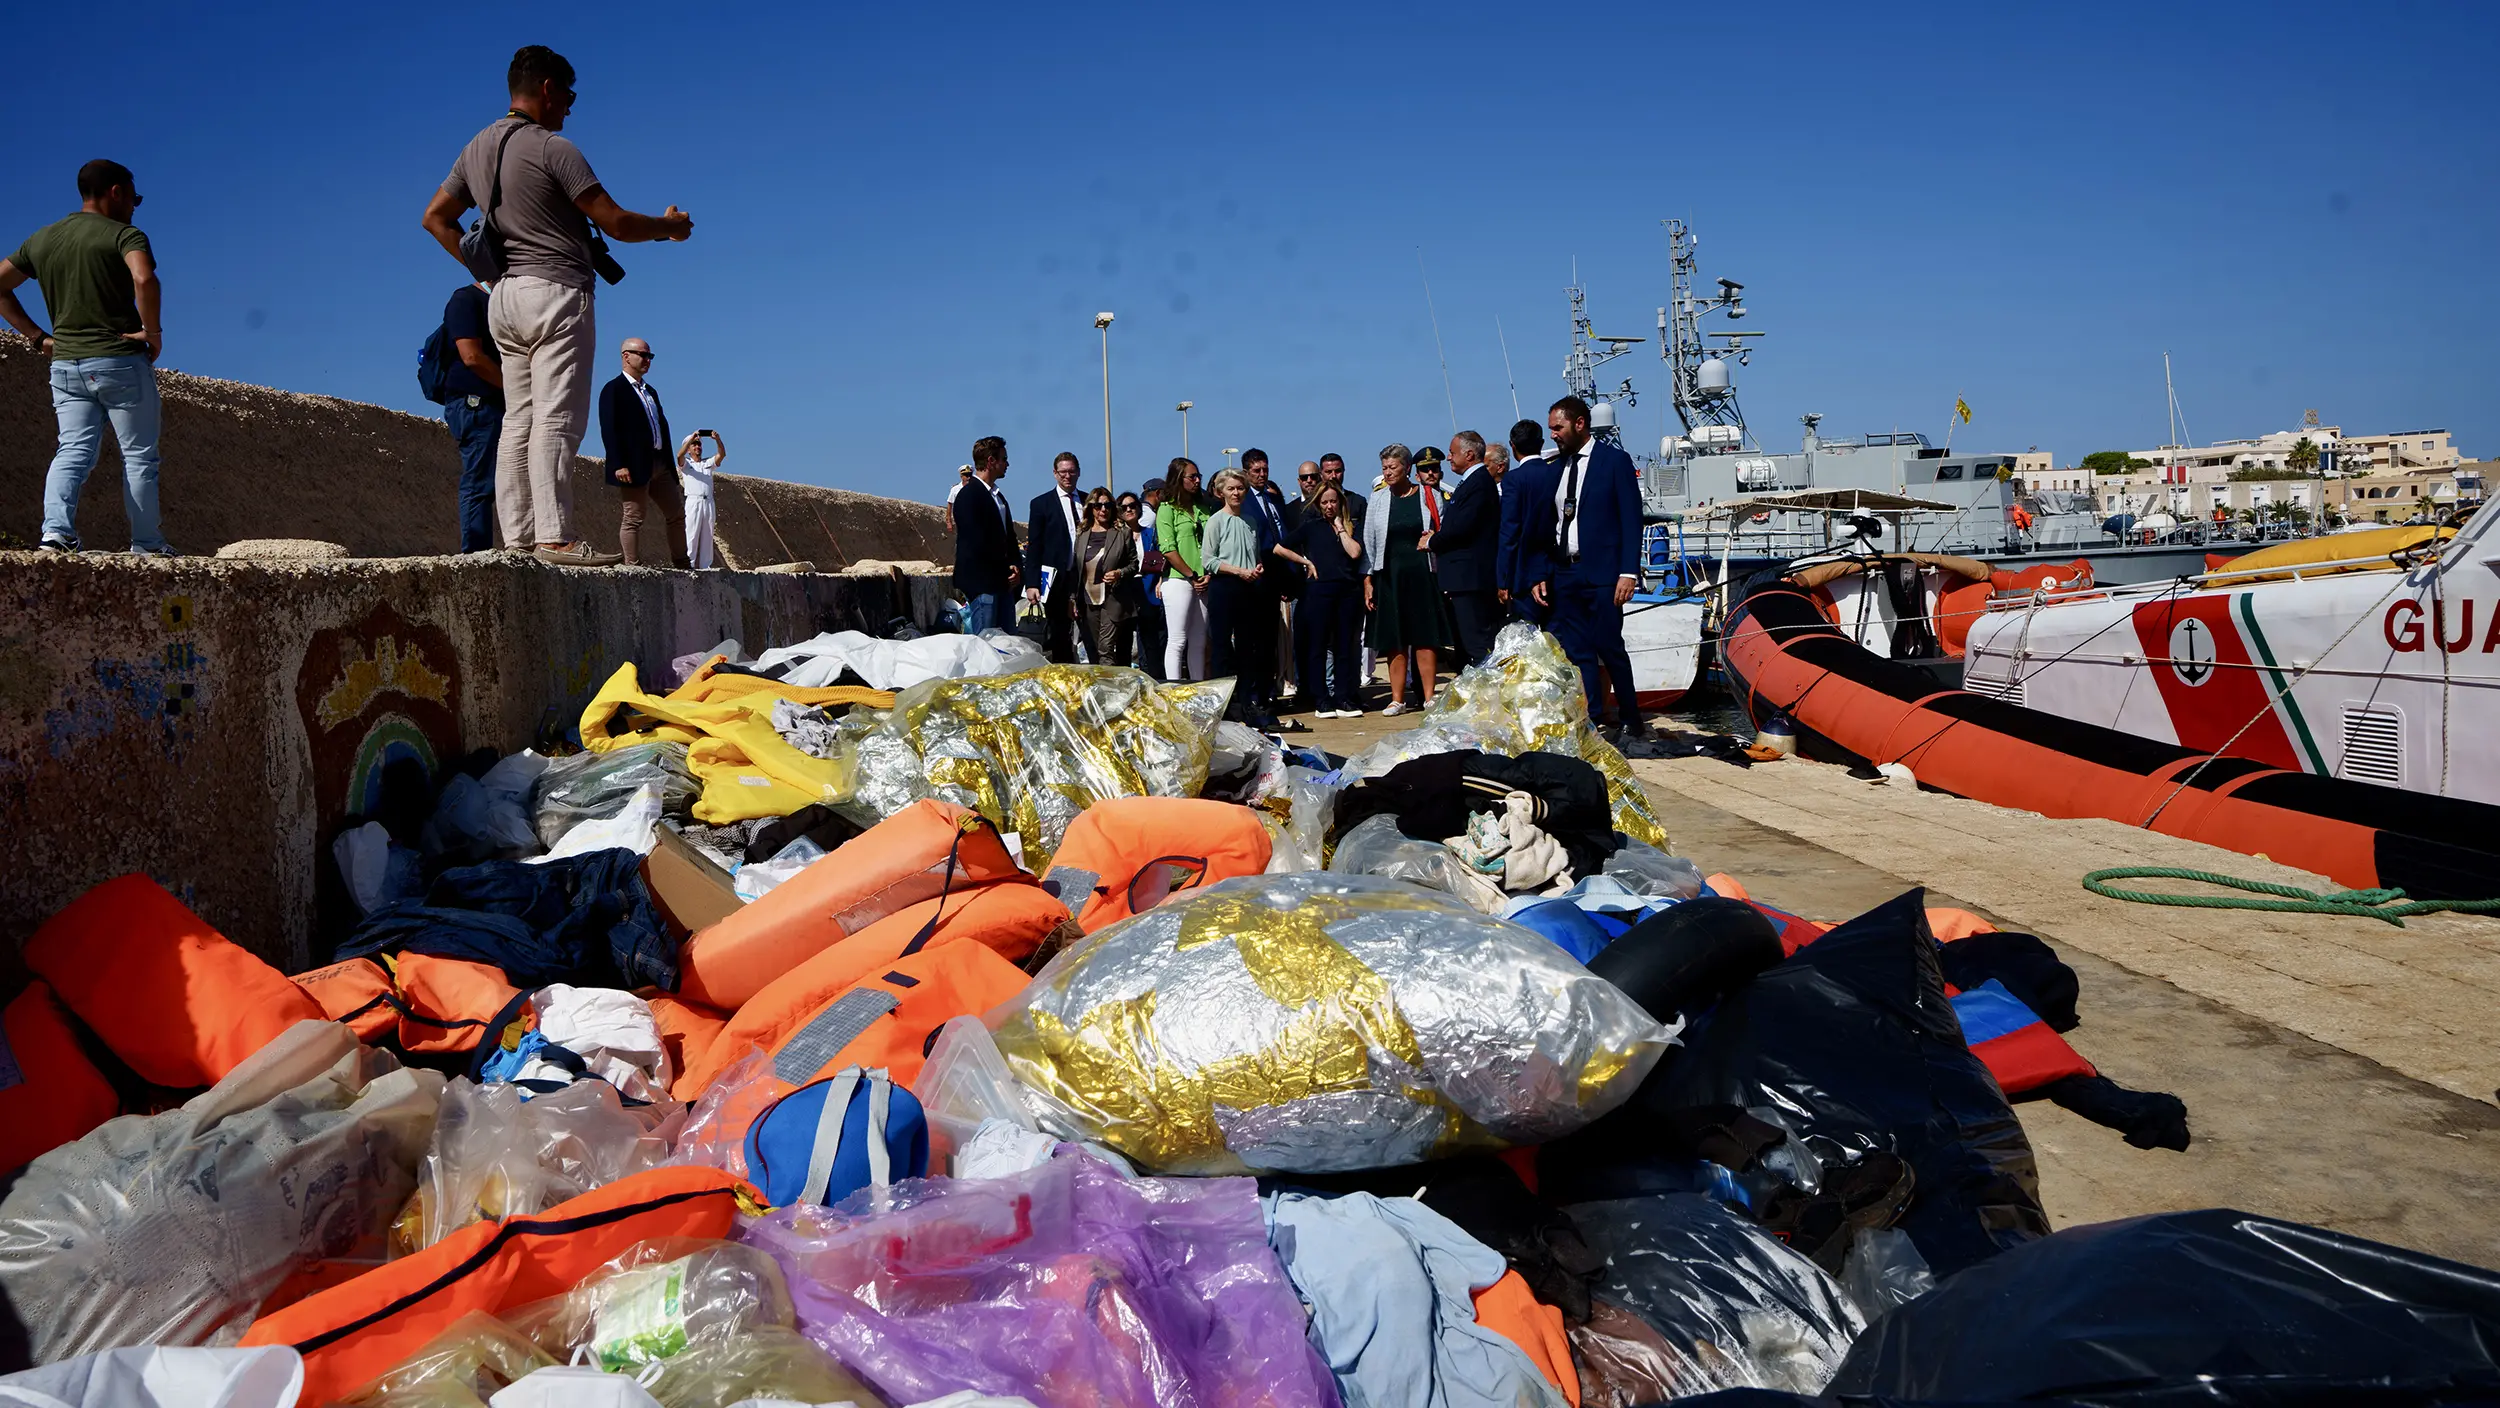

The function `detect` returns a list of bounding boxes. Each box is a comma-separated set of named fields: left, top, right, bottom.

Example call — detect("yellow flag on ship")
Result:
left=1955, top=397, right=1973, bottom=424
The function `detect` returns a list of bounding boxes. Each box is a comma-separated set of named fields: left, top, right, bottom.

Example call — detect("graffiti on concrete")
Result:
left=37, top=593, right=205, bottom=757
left=295, top=601, right=463, bottom=826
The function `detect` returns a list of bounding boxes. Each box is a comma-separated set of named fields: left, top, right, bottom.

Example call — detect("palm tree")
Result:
left=2288, top=438, right=2323, bottom=538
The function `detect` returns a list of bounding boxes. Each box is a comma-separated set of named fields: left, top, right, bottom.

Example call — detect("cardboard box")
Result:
left=642, top=825, right=744, bottom=938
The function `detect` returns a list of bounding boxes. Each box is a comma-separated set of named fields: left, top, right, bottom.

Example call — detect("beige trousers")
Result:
left=487, top=275, right=595, bottom=546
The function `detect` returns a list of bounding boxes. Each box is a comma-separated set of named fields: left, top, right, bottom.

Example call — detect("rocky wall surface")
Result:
left=0, top=551, right=949, bottom=967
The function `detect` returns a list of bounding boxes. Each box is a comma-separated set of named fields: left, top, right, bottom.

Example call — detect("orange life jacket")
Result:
left=1040, top=796, right=1271, bottom=933
left=765, top=939, right=1035, bottom=1093
left=674, top=879, right=1068, bottom=1099
left=291, top=958, right=397, bottom=1042
left=391, top=953, right=523, bottom=1056
left=24, top=874, right=327, bottom=1087
left=240, top=1165, right=744, bottom=1406
left=676, top=800, right=1024, bottom=1010
left=643, top=991, right=731, bottom=1079
left=0, top=982, right=121, bottom=1174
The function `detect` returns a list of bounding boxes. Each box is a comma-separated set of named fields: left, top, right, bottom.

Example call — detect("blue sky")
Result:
left=6, top=1, right=2493, bottom=501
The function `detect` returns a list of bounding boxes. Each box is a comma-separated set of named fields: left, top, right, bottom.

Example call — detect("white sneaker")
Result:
left=1382, top=702, right=1410, bottom=717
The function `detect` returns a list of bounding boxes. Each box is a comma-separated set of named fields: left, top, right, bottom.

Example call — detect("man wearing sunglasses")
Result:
left=1, top=159, right=171, bottom=555
left=424, top=44, right=692, bottom=566
left=600, top=338, right=689, bottom=567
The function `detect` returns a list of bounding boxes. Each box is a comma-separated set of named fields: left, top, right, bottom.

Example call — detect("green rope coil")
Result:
left=2081, top=866, right=2500, bottom=927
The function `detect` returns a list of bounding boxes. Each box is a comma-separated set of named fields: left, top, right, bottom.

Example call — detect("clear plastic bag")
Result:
left=395, top=1079, right=671, bottom=1256
left=912, top=1018, right=1037, bottom=1174
left=1266, top=766, right=1341, bottom=874
left=1563, top=1193, right=1866, bottom=1397
left=1602, top=840, right=1705, bottom=900
left=637, top=1323, right=889, bottom=1408
left=504, top=1241, right=792, bottom=1372
left=1837, top=1225, right=1934, bottom=1318
left=0, top=1022, right=444, bottom=1361
left=670, top=1047, right=780, bottom=1180
left=1326, top=814, right=1505, bottom=912
left=342, top=1312, right=556, bottom=1408
left=994, top=872, right=1674, bottom=1175
left=533, top=745, right=701, bottom=849
left=1203, top=723, right=1285, bottom=804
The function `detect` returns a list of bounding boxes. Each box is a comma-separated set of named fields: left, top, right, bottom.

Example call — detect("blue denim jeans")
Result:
left=444, top=395, right=503, bottom=552
left=963, top=592, right=1006, bottom=634
left=44, top=355, right=165, bottom=550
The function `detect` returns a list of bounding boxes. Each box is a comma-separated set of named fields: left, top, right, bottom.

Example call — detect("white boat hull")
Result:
left=1964, top=529, right=2500, bottom=804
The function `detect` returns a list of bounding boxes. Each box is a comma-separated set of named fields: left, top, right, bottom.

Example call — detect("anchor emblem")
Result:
left=2168, top=618, right=2215, bottom=687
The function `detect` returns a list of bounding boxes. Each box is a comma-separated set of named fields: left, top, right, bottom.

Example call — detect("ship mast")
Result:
left=1658, top=219, right=1761, bottom=444
left=1561, top=260, right=1643, bottom=444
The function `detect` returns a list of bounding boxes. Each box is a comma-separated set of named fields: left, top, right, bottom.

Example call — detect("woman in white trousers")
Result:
left=1153, top=458, right=1212, bottom=680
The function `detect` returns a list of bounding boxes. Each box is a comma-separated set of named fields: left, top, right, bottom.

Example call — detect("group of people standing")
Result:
left=949, top=394, right=1648, bottom=732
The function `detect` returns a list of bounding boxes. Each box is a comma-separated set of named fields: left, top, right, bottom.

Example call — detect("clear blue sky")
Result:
left=7, top=1, right=2493, bottom=501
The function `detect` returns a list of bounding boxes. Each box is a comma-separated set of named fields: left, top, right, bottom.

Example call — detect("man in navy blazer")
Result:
left=598, top=338, right=686, bottom=567
left=1530, top=396, right=1645, bottom=727
left=1498, top=418, right=1554, bottom=625
left=1023, top=451, right=1088, bottom=662
left=954, top=435, right=1020, bottom=633
left=1431, top=429, right=1502, bottom=666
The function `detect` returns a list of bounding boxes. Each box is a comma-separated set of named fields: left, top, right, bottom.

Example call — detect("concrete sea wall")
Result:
left=0, top=552, right=949, bottom=967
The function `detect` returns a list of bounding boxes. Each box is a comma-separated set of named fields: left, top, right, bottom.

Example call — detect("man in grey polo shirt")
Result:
left=422, top=45, right=692, bottom=566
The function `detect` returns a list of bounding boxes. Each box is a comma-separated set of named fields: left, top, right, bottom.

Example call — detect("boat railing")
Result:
left=1973, top=548, right=2419, bottom=614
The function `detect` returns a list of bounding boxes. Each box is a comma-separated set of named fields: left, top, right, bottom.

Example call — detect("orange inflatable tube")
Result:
left=676, top=800, right=1025, bottom=1010
left=24, top=874, right=327, bottom=1087
left=242, top=1165, right=743, bottom=1406
left=1722, top=581, right=2500, bottom=900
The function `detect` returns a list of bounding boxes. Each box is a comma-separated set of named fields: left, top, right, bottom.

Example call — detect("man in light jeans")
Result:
left=422, top=44, right=692, bottom=566
left=0, top=159, right=171, bottom=554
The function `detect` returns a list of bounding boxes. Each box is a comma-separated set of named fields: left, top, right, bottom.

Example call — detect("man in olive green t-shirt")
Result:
left=0, top=158, right=170, bottom=554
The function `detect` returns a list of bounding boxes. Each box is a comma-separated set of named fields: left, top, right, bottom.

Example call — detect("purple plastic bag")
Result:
left=742, top=1151, right=1339, bottom=1408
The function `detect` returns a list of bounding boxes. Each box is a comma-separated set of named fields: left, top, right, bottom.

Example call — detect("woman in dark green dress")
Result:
left=1362, top=442, right=1450, bottom=714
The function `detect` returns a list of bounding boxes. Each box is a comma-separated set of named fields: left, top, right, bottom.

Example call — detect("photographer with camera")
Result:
left=421, top=44, right=692, bottom=567
left=678, top=428, right=724, bottom=569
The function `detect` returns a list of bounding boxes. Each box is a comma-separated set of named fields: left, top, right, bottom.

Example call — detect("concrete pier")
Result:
left=0, top=552, right=947, bottom=966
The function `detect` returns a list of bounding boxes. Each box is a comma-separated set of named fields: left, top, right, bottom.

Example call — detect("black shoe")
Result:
left=38, top=535, right=78, bottom=553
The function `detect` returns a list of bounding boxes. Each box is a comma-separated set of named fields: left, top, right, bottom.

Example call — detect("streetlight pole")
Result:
left=1176, top=400, right=1193, bottom=461
left=1095, top=312, right=1116, bottom=493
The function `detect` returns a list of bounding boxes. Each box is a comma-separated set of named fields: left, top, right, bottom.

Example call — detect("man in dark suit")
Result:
left=1432, top=429, right=1502, bottom=665
left=1237, top=448, right=1296, bottom=717
left=955, top=435, right=1020, bottom=633
left=1023, top=451, right=1087, bottom=661
left=1498, top=418, right=1553, bottom=625
left=598, top=337, right=688, bottom=567
left=1530, top=397, right=1644, bottom=728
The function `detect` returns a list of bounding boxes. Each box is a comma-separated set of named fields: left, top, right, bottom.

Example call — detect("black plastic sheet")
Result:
left=1827, top=1207, right=2500, bottom=1405
left=1635, top=888, right=2048, bottom=1277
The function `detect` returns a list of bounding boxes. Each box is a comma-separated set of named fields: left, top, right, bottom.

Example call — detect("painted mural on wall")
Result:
left=293, top=601, right=464, bottom=828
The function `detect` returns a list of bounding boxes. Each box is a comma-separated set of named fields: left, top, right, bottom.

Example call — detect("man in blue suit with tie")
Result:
left=1024, top=451, right=1088, bottom=662
left=1432, top=430, right=1502, bottom=666
left=1498, top=418, right=1553, bottom=626
left=1529, top=396, right=1644, bottom=729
